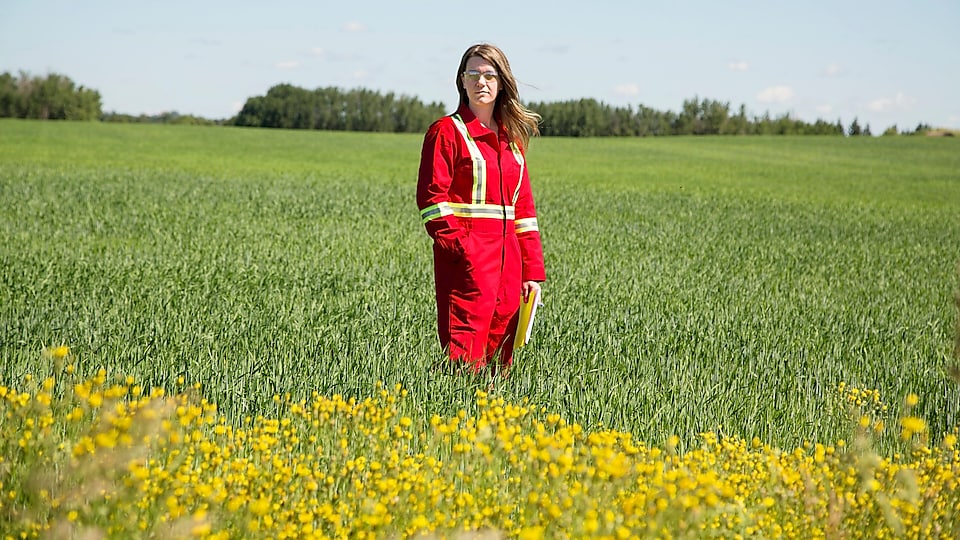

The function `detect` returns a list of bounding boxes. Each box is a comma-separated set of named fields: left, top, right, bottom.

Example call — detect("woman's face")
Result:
left=461, top=56, right=499, bottom=110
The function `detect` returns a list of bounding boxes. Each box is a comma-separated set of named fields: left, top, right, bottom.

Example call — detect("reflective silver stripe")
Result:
left=515, top=217, right=539, bottom=234
left=510, top=142, right=525, bottom=204
left=450, top=114, right=486, bottom=204
left=448, top=202, right=515, bottom=220
left=420, top=202, right=454, bottom=224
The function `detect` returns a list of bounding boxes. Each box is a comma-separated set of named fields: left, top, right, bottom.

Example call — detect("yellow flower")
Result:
left=944, top=434, right=957, bottom=450
left=94, top=431, right=118, bottom=448
left=900, top=416, right=926, bottom=439
left=250, top=496, right=271, bottom=516
left=518, top=526, right=545, bottom=540
left=88, top=392, right=103, bottom=408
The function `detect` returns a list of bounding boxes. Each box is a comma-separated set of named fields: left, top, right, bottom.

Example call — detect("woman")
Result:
left=416, top=43, right=545, bottom=375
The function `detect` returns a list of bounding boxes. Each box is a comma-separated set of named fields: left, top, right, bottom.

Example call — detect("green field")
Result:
left=1, top=119, right=958, bottom=451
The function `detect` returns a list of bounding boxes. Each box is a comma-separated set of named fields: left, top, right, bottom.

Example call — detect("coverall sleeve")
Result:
left=417, top=120, right=466, bottom=256
left=513, top=159, right=547, bottom=283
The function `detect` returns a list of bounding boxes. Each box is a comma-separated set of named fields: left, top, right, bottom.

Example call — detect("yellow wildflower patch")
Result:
left=0, top=369, right=958, bottom=539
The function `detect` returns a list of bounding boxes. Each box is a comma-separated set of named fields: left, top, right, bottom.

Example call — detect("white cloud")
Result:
left=823, top=63, right=843, bottom=76
left=613, top=83, right=641, bottom=97
left=756, top=85, right=794, bottom=104
left=866, top=92, right=916, bottom=112
left=232, top=100, right=244, bottom=113
left=310, top=47, right=325, bottom=57
left=728, top=61, right=749, bottom=72
left=276, top=60, right=300, bottom=70
left=816, top=104, right=833, bottom=115
left=343, top=22, right=366, bottom=32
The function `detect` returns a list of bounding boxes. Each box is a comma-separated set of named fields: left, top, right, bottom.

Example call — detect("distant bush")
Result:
left=101, top=111, right=221, bottom=126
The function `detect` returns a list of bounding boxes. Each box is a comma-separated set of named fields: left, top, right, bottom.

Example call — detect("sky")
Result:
left=3, top=0, right=959, bottom=131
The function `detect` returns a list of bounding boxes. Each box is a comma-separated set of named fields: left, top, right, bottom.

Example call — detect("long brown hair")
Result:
left=456, top=43, right=540, bottom=149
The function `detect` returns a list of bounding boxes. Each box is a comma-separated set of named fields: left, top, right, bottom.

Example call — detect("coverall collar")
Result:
left=455, top=103, right=502, bottom=139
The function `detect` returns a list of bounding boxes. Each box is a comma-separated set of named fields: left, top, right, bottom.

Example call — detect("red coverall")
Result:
left=417, top=103, right=546, bottom=372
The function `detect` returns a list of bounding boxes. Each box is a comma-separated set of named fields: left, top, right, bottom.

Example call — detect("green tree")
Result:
left=674, top=97, right=701, bottom=135
left=50, top=74, right=103, bottom=120
left=233, top=84, right=443, bottom=133
left=724, top=104, right=749, bottom=135
left=703, top=99, right=731, bottom=135
left=634, top=105, right=669, bottom=136
left=848, top=117, right=862, bottom=136
left=0, top=72, right=21, bottom=117
left=0, top=71, right=101, bottom=120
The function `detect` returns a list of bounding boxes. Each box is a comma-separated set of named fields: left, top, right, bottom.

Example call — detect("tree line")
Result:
left=231, top=84, right=447, bottom=133
left=530, top=98, right=849, bottom=136
left=230, top=85, right=864, bottom=136
left=1, top=71, right=941, bottom=137
left=101, top=111, right=220, bottom=126
left=0, top=71, right=102, bottom=120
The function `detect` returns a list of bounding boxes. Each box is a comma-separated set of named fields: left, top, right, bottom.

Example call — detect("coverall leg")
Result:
left=433, top=230, right=522, bottom=372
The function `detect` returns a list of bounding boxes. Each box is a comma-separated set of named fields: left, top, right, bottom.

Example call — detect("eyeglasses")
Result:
left=463, top=70, right=498, bottom=83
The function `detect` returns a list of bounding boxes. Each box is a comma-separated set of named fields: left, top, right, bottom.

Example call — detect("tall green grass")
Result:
left=1, top=119, right=958, bottom=451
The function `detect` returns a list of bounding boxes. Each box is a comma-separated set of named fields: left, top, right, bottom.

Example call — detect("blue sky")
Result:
left=3, top=0, right=958, bottom=130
